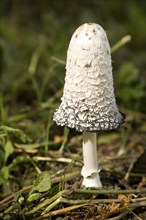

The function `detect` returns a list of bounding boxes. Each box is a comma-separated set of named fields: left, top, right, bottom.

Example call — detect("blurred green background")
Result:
left=0, top=0, right=146, bottom=198
left=0, top=0, right=146, bottom=114
left=0, top=0, right=146, bottom=142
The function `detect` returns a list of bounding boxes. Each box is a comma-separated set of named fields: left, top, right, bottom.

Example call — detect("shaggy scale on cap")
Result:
left=53, top=23, right=125, bottom=132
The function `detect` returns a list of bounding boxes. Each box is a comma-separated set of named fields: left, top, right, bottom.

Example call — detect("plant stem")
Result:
left=26, top=190, right=66, bottom=215
left=59, top=126, right=70, bottom=152
left=61, top=197, right=146, bottom=205
left=111, top=35, right=131, bottom=54
left=41, top=197, right=61, bottom=215
left=74, top=188, right=146, bottom=195
left=81, top=132, right=102, bottom=188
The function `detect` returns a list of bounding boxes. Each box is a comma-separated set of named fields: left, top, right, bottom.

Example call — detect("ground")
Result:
left=0, top=109, right=146, bottom=219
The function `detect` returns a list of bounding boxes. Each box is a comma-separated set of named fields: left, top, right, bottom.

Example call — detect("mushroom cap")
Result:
left=53, top=23, right=125, bottom=132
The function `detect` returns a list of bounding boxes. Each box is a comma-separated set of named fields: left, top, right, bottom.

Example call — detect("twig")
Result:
left=78, top=188, right=146, bottom=195
left=74, top=188, right=146, bottom=195
left=34, top=203, right=88, bottom=220
left=61, top=197, right=146, bottom=205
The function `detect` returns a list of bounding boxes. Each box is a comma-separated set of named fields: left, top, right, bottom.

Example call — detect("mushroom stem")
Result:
left=81, top=132, right=102, bottom=188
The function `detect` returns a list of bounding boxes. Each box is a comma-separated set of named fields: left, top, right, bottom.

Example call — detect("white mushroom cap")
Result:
left=53, top=23, right=125, bottom=132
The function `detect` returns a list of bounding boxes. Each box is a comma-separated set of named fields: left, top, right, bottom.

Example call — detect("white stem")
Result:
left=81, top=132, right=102, bottom=188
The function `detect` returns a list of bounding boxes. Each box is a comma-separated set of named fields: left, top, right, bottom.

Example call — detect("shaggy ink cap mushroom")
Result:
left=53, top=23, right=125, bottom=188
left=53, top=23, right=125, bottom=132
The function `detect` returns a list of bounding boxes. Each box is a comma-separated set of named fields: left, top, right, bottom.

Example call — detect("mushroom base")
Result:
left=81, top=168, right=102, bottom=188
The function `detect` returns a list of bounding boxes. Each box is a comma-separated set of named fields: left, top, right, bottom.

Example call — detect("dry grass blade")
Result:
left=34, top=203, right=88, bottom=219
